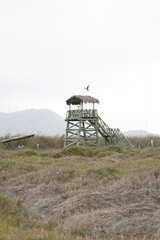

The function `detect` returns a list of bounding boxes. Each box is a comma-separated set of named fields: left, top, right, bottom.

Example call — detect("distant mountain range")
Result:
left=123, top=130, right=159, bottom=137
left=0, top=109, right=66, bottom=137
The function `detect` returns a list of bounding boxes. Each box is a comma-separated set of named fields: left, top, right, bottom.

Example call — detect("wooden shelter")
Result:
left=0, top=134, right=35, bottom=150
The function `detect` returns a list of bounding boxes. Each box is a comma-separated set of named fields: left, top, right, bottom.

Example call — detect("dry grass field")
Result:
left=0, top=146, right=160, bottom=239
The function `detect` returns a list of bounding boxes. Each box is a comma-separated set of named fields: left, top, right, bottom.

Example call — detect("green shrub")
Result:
left=53, top=152, right=64, bottom=158
left=94, top=145, right=123, bottom=157
left=15, top=149, right=37, bottom=157
left=39, top=151, right=63, bottom=158
left=93, top=167, right=119, bottom=179
left=0, top=194, right=19, bottom=217
left=61, top=146, right=93, bottom=157
left=27, top=135, right=64, bottom=150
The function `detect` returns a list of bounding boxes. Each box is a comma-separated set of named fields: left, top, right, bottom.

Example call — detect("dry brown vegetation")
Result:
left=1, top=135, right=160, bottom=151
left=128, top=136, right=160, bottom=149
left=0, top=146, right=160, bottom=239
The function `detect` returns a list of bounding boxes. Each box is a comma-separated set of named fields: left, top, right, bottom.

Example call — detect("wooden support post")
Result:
left=64, top=109, right=100, bottom=149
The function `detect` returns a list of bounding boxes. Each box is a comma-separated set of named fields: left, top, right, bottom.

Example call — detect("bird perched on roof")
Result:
left=84, top=85, right=89, bottom=91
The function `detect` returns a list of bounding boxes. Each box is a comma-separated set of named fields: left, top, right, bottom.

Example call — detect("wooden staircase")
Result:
left=91, top=114, right=133, bottom=150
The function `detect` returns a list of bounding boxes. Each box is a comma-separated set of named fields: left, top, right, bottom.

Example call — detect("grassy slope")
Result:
left=0, top=146, right=160, bottom=239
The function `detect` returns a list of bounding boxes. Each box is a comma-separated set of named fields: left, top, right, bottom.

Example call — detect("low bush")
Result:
left=1, top=134, right=160, bottom=152
left=14, top=149, right=38, bottom=157
left=27, top=135, right=64, bottom=150
left=53, top=152, right=64, bottom=158
left=94, top=145, right=123, bottom=157
left=0, top=194, right=19, bottom=217
left=61, top=146, right=93, bottom=157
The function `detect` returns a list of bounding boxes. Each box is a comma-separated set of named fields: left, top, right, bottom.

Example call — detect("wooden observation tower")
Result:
left=64, top=95, right=100, bottom=148
left=64, top=95, right=134, bottom=150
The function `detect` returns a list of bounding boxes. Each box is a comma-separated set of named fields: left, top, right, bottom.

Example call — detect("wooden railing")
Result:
left=66, top=109, right=98, bottom=119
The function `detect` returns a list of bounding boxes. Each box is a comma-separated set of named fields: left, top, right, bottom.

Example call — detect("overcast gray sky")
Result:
left=1, top=0, right=160, bottom=134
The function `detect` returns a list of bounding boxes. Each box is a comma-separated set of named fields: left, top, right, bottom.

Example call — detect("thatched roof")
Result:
left=66, top=95, right=99, bottom=105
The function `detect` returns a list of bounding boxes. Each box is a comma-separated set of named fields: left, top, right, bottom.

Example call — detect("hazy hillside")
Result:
left=0, top=109, right=66, bottom=137
left=123, top=129, right=158, bottom=137
left=1, top=109, right=158, bottom=138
